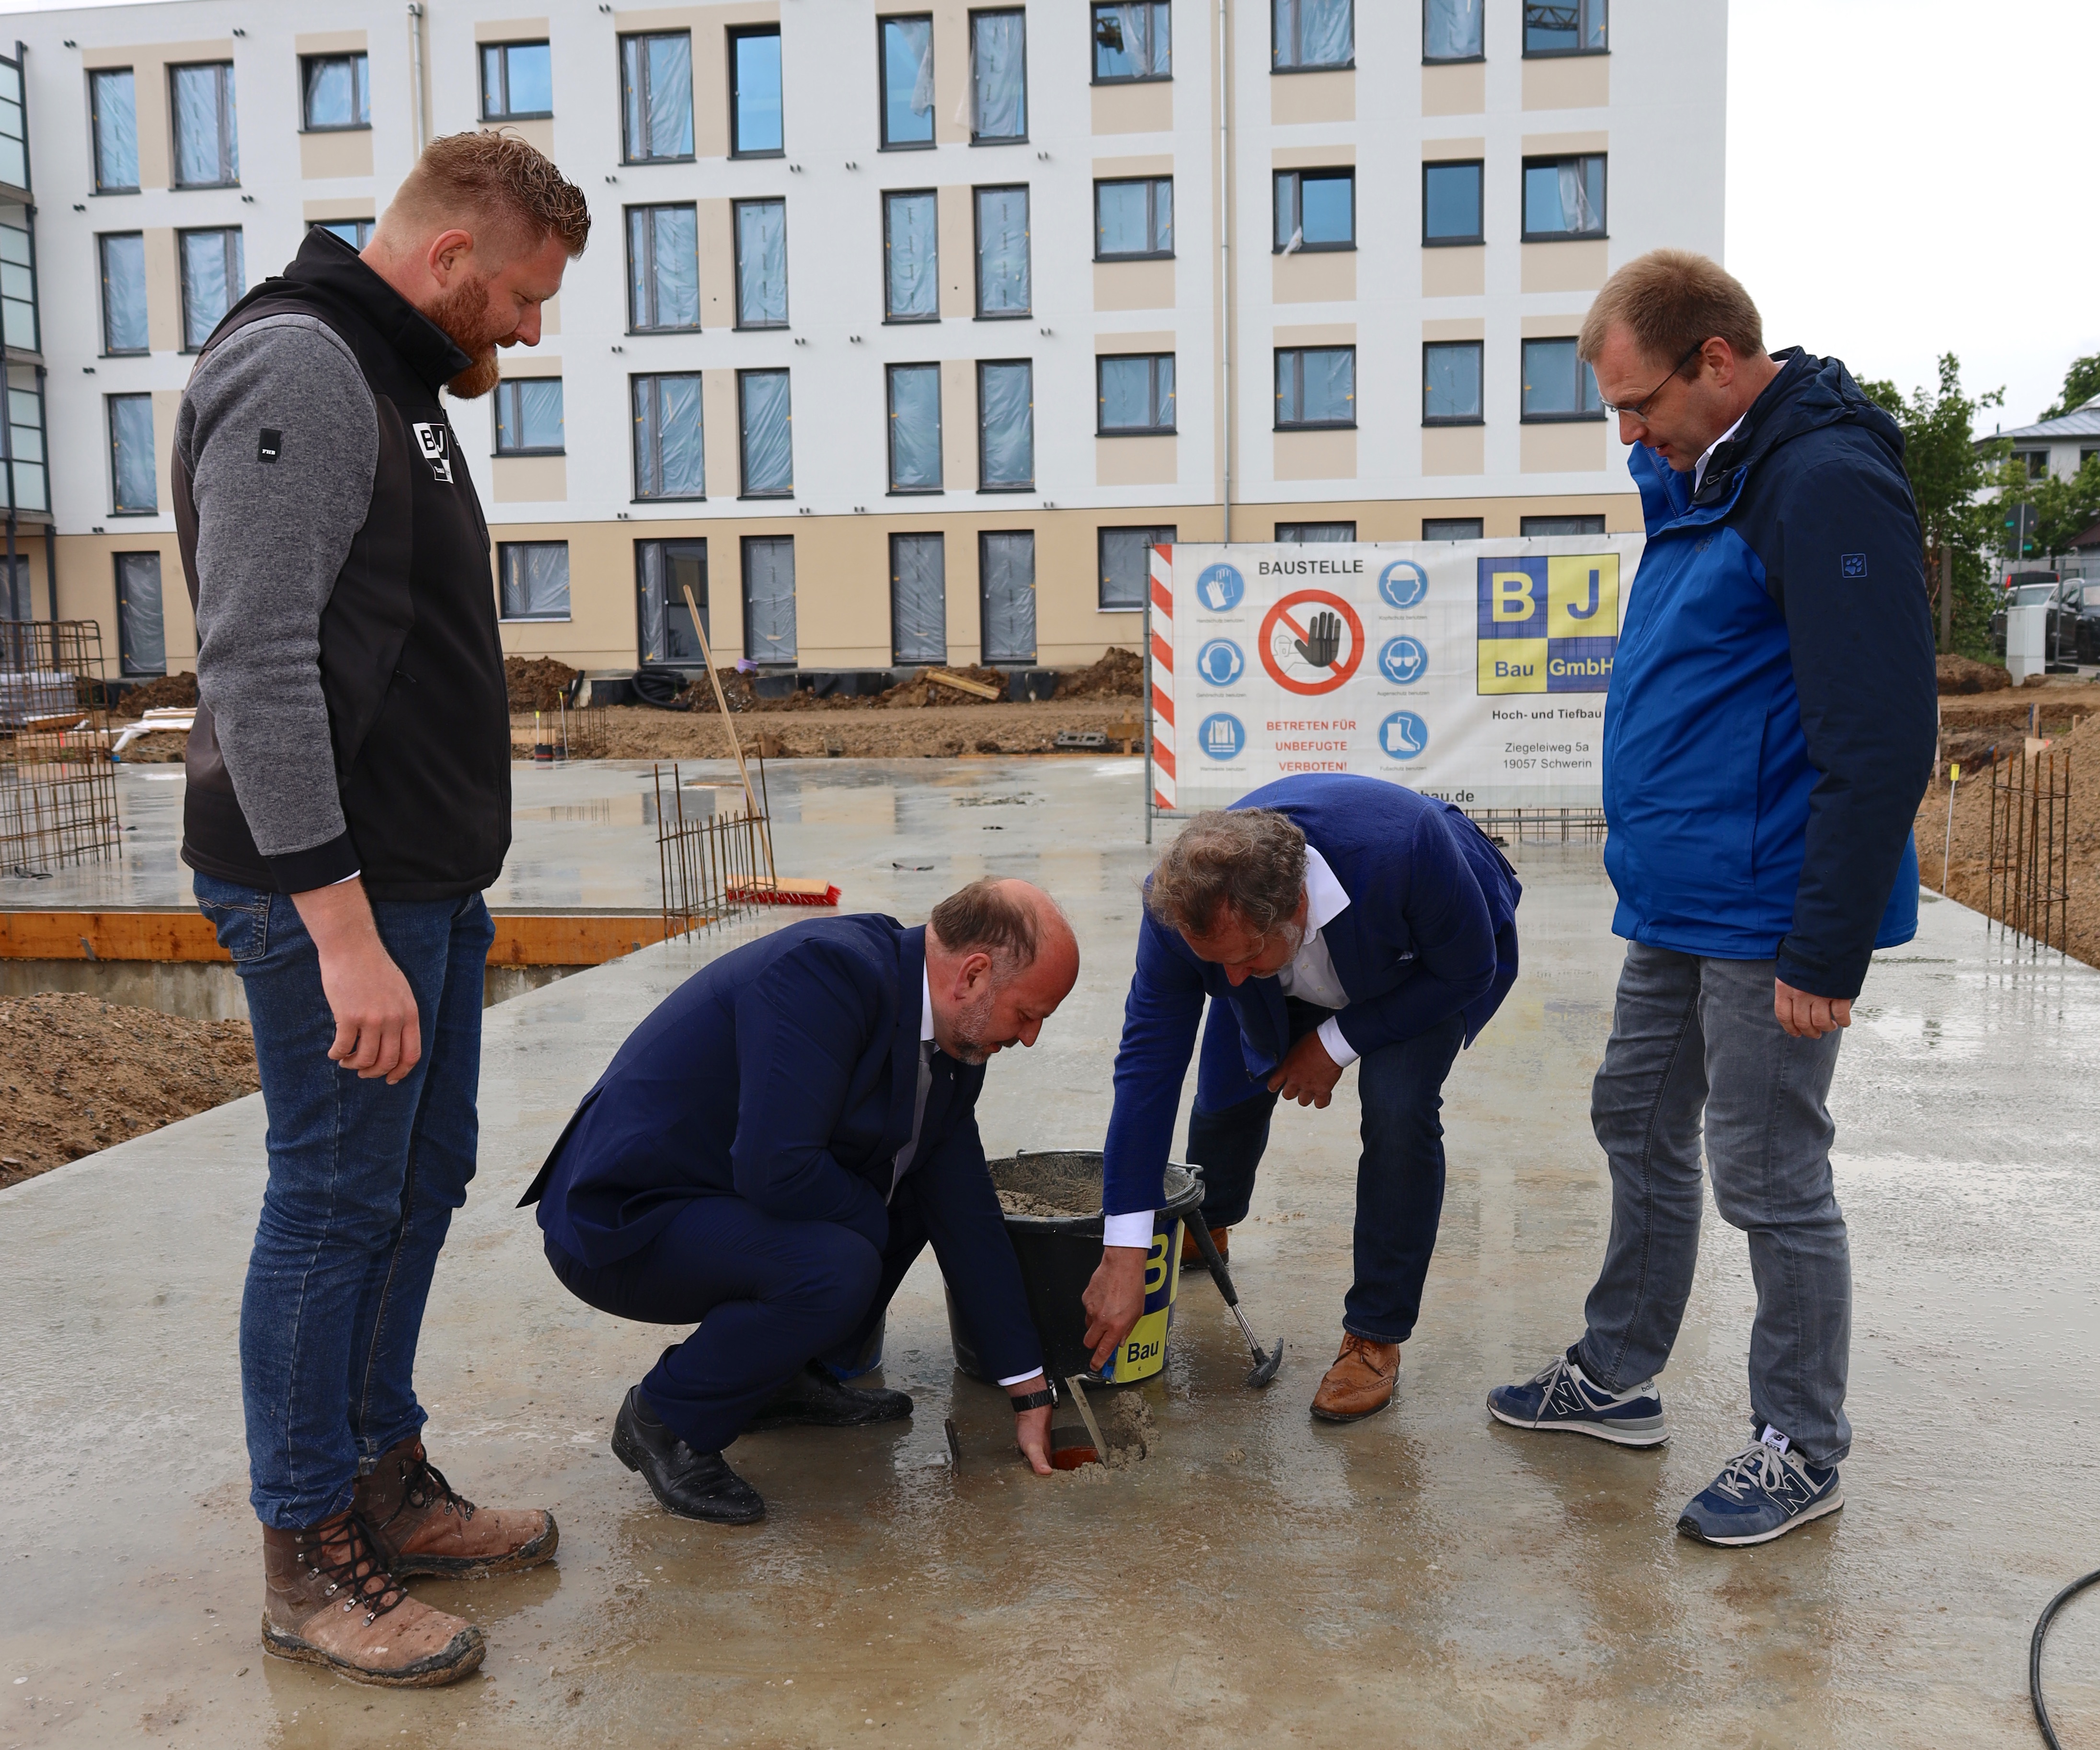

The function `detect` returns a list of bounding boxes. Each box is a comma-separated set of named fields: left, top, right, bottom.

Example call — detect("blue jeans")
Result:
left=194, top=872, right=494, bottom=1529
left=1575, top=944, right=1851, bottom=1467
left=1188, top=998, right=1467, bottom=1345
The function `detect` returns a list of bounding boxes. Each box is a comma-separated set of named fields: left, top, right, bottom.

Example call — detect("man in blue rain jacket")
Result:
left=1488, top=251, right=1938, bottom=1549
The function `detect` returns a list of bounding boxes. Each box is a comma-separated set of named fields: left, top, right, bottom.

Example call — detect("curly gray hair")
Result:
left=1144, top=808, right=1307, bottom=939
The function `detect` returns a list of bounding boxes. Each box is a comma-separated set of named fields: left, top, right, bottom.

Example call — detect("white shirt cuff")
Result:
left=1316, top=1014, right=1359, bottom=1067
left=997, top=1370, right=1044, bottom=1388
left=1102, top=1211, right=1156, bottom=1249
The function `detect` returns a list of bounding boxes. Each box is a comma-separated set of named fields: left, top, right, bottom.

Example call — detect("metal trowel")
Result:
left=1184, top=1216, right=1284, bottom=1387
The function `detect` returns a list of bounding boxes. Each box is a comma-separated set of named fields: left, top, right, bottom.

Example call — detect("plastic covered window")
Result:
left=1423, top=517, right=1484, bottom=540
left=1093, top=4, right=1171, bottom=80
left=734, top=199, right=788, bottom=328
left=621, top=33, right=694, bottom=161
left=171, top=63, right=238, bottom=186
left=742, top=536, right=798, bottom=663
left=891, top=533, right=947, bottom=663
left=1423, top=341, right=1482, bottom=424
left=99, top=233, right=148, bottom=355
left=91, top=69, right=138, bottom=192
left=627, top=205, right=699, bottom=331
left=1274, top=0, right=1353, bottom=69
left=495, top=379, right=564, bottom=454
left=116, top=552, right=165, bottom=676
left=977, top=360, right=1033, bottom=488
left=885, top=191, right=939, bottom=320
left=1423, top=0, right=1483, bottom=61
left=881, top=16, right=936, bottom=147
left=1276, top=346, right=1354, bottom=427
left=178, top=228, right=244, bottom=350
left=1098, top=354, right=1175, bottom=434
left=499, top=543, right=571, bottom=621
left=887, top=363, right=943, bottom=492
left=970, top=10, right=1027, bottom=142
left=975, top=185, right=1030, bottom=317
left=1099, top=525, right=1174, bottom=610
left=1276, top=522, right=1355, bottom=541
left=1520, top=338, right=1603, bottom=420
left=979, top=531, right=1036, bottom=663
left=738, top=369, right=793, bottom=496
left=633, top=374, right=705, bottom=499
left=636, top=538, right=708, bottom=664
left=1095, top=177, right=1172, bottom=258
left=302, top=54, right=368, bottom=130
left=1523, top=155, right=1607, bottom=238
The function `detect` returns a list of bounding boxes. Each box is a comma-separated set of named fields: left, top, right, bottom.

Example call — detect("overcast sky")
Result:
left=6, top=0, right=2093, bottom=430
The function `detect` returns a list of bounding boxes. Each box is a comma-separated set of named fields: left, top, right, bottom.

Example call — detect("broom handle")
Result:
left=681, top=581, right=778, bottom=888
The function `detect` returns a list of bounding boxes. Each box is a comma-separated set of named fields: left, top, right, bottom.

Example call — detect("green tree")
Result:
left=2038, top=352, right=2100, bottom=421
left=1994, top=450, right=2100, bottom=562
left=1860, top=354, right=2006, bottom=659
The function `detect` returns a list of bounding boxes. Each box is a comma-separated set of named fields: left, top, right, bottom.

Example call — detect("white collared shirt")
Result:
left=1693, top=412, right=1746, bottom=496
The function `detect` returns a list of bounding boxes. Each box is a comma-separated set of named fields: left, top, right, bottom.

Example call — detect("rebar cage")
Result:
left=0, top=619, right=122, bottom=878
left=654, top=761, right=769, bottom=939
left=1466, top=807, right=1609, bottom=845
left=1986, top=747, right=2073, bottom=957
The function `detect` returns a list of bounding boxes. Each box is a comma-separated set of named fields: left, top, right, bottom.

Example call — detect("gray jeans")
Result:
left=1574, top=944, right=1852, bottom=1467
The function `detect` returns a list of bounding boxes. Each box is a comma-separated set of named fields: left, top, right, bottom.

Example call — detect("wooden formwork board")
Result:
left=0, top=910, right=674, bottom=967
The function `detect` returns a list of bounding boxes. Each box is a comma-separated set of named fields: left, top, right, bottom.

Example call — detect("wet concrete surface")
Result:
left=4, top=758, right=2099, bottom=1747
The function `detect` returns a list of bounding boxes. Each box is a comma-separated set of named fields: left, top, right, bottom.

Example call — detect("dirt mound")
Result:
left=1937, top=654, right=2010, bottom=696
left=0, top=994, right=259, bottom=1188
left=880, top=665, right=1007, bottom=709
left=115, top=673, right=199, bottom=718
left=505, top=655, right=579, bottom=713
left=1057, top=647, right=1143, bottom=699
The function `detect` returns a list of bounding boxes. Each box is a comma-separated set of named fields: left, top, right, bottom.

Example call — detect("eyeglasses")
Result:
left=1598, top=339, right=1709, bottom=423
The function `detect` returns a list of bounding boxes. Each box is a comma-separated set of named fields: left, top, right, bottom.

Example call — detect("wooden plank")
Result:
left=0, top=910, right=677, bottom=967
left=926, top=668, right=1003, bottom=701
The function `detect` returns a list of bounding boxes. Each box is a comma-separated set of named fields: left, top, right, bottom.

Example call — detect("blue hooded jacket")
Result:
left=1604, top=348, right=1938, bottom=999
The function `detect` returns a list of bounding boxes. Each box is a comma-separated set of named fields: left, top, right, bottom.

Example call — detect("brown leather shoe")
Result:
left=1309, top=1332, right=1400, bottom=1423
left=260, top=1513, right=484, bottom=1688
left=1180, top=1225, right=1230, bottom=1269
left=354, top=1436, right=558, bottom=1580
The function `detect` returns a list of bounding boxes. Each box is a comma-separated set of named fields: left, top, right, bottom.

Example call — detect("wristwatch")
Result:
left=1008, top=1383, right=1057, bottom=1413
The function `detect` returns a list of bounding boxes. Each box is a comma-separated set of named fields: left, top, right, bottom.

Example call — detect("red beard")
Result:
left=425, top=272, right=507, bottom=400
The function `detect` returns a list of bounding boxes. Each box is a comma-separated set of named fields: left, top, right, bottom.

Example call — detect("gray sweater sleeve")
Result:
left=179, top=316, right=379, bottom=883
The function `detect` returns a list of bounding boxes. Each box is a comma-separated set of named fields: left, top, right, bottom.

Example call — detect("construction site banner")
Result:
left=1146, top=537, right=1645, bottom=814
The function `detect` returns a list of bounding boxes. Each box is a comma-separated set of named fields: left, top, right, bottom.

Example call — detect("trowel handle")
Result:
left=1184, top=1213, right=1241, bottom=1309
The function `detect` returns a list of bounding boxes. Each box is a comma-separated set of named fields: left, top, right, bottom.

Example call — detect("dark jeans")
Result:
left=1575, top=944, right=1851, bottom=1467
left=1189, top=998, right=1467, bottom=1345
left=545, top=1189, right=941, bottom=1454
left=194, top=872, right=494, bottom=1530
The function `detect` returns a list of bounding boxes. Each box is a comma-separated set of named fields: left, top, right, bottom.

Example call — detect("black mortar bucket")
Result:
left=947, top=1150, right=1205, bottom=1385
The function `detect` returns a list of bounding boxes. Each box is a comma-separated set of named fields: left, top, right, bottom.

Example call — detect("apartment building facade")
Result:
left=7, top=0, right=1726, bottom=678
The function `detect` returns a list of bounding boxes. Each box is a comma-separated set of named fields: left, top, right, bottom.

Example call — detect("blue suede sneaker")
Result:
left=1677, top=1426, right=1843, bottom=1547
left=1486, top=1348, right=1668, bottom=1447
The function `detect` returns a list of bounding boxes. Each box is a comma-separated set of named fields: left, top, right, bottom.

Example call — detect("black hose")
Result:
left=2032, top=1565, right=2100, bottom=1748
left=630, top=664, right=691, bottom=709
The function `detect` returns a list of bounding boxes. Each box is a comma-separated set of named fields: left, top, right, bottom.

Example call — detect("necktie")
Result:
left=889, top=1042, right=934, bottom=1200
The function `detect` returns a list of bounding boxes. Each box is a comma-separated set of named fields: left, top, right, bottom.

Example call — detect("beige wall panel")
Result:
left=1523, top=54, right=1609, bottom=110
left=300, top=129, right=374, bottom=182
left=1273, top=250, right=1354, bottom=304
left=1421, top=63, right=1485, bottom=117
left=142, top=229, right=181, bottom=354
left=496, top=351, right=562, bottom=379
left=1270, top=69, right=1353, bottom=126
left=476, top=17, right=552, bottom=42
left=938, top=187, right=974, bottom=318
left=1521, top=129, right=1610, bottom=155
left=1091, top=80, right=1172, bottom=135
left=1422, top=425, right=1485, bottom=475
left=940, top=358, right=976, bottom=489
left=150, top=390, right=182, bottom=515
left=1422, top=249, right=1485, bottom=298
left=1095, top=329, right=1175, bottom=353
left=487, top=117, right=555, bottom=156
left=540, top=292, right=562, bottom=336
left=295, top=31, right=369, bottom=55
left=1092, top=153, right=1174, bottom=179
left=1521, top=422, right=1607, bottom=474
left=1273, top=428, right=1355, bottom=480
left=1272, top=142, right=1355, bottom=169
left=302, top=196, right=374, bottom=221
left=702, top=368, right=740, bottom=495
left=1423, top=135, right=1486, bottom=158
left=943, top=525, right=981, bottom=664
left=1520, top=312, right=1588, bottom=338
left=932, top=2, right=970, bottom=145
left=1093, top=257, right=1174, bottom=312
left=1520, top=239, right=1608, bottom=293
left=1274, top=322, right=1355, bottom=347
left=1422, top=317, right=1483, bottom=341
left=1095, top=436, right=1176, bottom=487
left=698, top=198, right=735, bottom=326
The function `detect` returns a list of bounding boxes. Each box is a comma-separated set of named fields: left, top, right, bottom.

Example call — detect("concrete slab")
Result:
left=3, top=759, right=2097, bottom=1748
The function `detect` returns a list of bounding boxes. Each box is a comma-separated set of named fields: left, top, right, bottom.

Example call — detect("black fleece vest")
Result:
left=175, top=228, right=510, bottom=902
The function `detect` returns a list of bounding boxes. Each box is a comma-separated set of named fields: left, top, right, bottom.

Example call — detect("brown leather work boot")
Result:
left=1180, top=1225, right=1231, bottom=1270
left=1309, top=1332, right=1400, bottom=1423
left=354, top=1435, right=559, bottom=1580
left=261, top=1513, right=484, bottom=1688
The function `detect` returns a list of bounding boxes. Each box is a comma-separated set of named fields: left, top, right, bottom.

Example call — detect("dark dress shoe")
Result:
left=742, top=1361, right=916, bottom=1433
left=610, top=1387, right=765, bottom=1524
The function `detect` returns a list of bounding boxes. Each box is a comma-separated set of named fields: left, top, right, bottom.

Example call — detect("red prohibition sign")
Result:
left=1259, top=589, right=1366, bottom=696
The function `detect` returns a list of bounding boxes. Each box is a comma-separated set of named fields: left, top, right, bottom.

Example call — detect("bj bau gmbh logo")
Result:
left=1475, top=554, right=1620, bottom=695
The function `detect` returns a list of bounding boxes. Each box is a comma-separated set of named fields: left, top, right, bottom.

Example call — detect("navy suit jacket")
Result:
left=524, top=914, right=1043, bottom=1383
left=1102, top=775, right=1522, bottom=1218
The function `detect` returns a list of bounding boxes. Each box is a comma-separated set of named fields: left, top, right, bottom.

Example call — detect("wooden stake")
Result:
left=679, top=581, right=778, bottom=888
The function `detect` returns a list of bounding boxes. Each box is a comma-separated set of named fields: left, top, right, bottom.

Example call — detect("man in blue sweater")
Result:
left=1085, top=776, right=1521, bottom=1421
left=1487, top=251, right=1938, bottom=1546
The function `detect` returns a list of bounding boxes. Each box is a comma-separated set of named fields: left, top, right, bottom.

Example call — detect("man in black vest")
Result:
left=178, top=134, right=589, bottom=1689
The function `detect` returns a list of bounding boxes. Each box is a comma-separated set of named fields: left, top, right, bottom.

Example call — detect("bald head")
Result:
left=925, top=879, right=1079, bottom=1064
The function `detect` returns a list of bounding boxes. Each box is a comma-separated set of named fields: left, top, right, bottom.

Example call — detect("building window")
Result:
left=1274, top=169, right=1354, bottom=252
left=626, top=204, right=700, bottom=332
left=730, top=25, right=783, bottom=156
left=1275, top=346, right=1355, bottom=428
left=1423, top=341, right=1483, bottom=424
left=1423, top=516, right=1483, bottom=540
left=498, top=541, right=571, bottom=621
left=1423, top=0, right=1484, bottom=61
left=0, top=554, right=28, bottom=620
left=1100, top=525, right=1174, bottom=610
left=494, top=378, right=564, bottom=455
left=738, top=368, right=793, bottom=496
left=178, top=228, right=244, bottom=351
left=632, top=373, right=705, bottom=500
left=99, top=232, right=148, bottom=355
left=3, top=366, right=46, bottom=515
left=109, top=393, right=156, bottom=514
left=2014, top=450, right=2049, bottom=480
left=1423, top=160, right=1483, bottom=245
left=1522, top=514, right=1606, bottom=537
left=1273, top=0, right=1353, bottom=69
left=880, top=15, right=936, bottom=149
left=1523, top=154, right=1607, bottom=239
left=311, top=217, right=373, bottom=249
left=970, top=9, right=1028, bottom=143
left=90, top=69, right=139, bottom=193
left=170, top=62, right=238, bottom=187
left=301, top=53, right=369, bottom=131
left=1093, top=3, right=1171, bottom=81
left=977, top=360, right=1033, bottom=490
left=0, top=207, right=36, bottom=355
left=1095, top=177, right=1172, bottom=259
left=742, top=535, right=797, bottom=663
left=1276, top=521, right=1355, bottom=542
left=482, top=41, right=553, bottom=120
left=1098, top=353, right=1175, bottom=435
left=636, top=538, right=707, bottom=664
left=0, top=66, right=18, bottom=206
left=734, top=198, right=788, bottom=328
left=975, top=185, right=1030, bottom=317
left=620, top=32, right=694, bottom=162
left=884, top=190, right=939, bottom=321
left=115, top=552, right=165, bottom=676
left=891, top=532, right=947, bottom=664
left=887, top=362, right=943, bottom=492
left=1524, top=0, right=1607, bottom=55
left=1521, top=338, right=1603, bottom=420
left=980, top=531, right=1036, bottom=663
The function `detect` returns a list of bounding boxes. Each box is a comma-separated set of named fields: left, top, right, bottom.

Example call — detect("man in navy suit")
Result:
left=1084, top=776, right=1520, bottom=1421
left=525, top=880, right=1079, bottom=1521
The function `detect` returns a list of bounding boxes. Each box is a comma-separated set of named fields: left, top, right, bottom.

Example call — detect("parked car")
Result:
left=1990, top=571, right=2084, bottom=668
